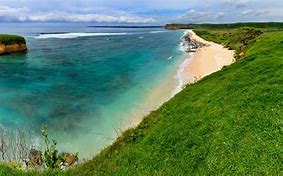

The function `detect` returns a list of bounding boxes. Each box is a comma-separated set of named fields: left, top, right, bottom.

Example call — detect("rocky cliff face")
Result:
left=0, top=34, right=27, bottom=55
left=0, top=43, right=27, bottom=55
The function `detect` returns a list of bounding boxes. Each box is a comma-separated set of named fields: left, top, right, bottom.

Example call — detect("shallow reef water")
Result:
left=0, top=24, right=189, bottom=158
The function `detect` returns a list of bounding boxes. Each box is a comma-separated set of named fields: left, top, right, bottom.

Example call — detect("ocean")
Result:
left=0, top=23, right=190, bottom=158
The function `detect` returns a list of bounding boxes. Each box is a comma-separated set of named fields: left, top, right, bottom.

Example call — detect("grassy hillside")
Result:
left=0, top=34, right=26, bottom=45
left=0, top=25, right=282, bottom=175
left=165, top=22, right=283, bottom=30
left=194, top=28, right=264, bottom=60
left=68, top=27, right=282, bottom=175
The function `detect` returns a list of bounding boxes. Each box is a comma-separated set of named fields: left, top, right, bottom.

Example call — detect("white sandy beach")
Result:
left=183, top=31, right=235, bottom=83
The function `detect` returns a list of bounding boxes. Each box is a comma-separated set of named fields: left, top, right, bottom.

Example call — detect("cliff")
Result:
left=0, top=34, right=27, bottom=55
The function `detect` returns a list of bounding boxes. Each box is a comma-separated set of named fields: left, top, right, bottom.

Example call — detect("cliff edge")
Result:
left=0, top=34, right=27, bottom=55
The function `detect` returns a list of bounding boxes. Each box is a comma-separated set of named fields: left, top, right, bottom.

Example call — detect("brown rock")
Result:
left=0, top=43, right=27, bottom=55
left=28, top=149, right=43, bottom=167
left=64, top=155, right=78, bottom=165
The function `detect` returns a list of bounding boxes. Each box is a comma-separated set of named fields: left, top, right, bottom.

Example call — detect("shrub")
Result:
left=0, top=34, right=26, bottom=45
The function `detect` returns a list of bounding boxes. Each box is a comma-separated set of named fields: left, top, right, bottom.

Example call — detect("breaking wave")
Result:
left=35, top=32, right=129, bottom=39
left=150, top=31, right=167, bottom=34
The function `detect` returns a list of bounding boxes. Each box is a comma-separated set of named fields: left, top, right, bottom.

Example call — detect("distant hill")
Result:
left=165, top=22, right=283, bottom=30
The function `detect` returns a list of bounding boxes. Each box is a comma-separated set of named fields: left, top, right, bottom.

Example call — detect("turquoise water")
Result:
left=0, top=24, right=189, bottom=158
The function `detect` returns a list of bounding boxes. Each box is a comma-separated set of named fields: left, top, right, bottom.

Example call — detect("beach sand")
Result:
left=184, top=31, right=235, bottom=83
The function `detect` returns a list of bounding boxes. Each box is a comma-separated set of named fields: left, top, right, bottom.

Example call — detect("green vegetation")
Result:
left=165, top=22, right=283, bottom=30
left=194, top=28, right=263, bottom=59
left=166, top=22, right=283, bottom=59
left=41, top=126, right=78, bottom=169
left=0, top=126, right=78, bottom=175
left=0, top=34, right=26, bottom=45
left=0, top=23, right=282, bottom=175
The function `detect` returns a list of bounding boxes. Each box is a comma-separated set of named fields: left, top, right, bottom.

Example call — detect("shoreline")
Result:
left=126, top=30, right=235, bottom=130
left=0, top=30, right=235, bottom=160
left=98, top=29, right=236, bottom=160
left=127, top=30, right=235, bottom=126
left=181, top=31, right=235, bottom=85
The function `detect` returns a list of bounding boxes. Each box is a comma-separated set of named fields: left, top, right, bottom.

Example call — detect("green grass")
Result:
left=194, top=28, right=263, bottom=59
left=0, top=34, right=26, bottom=45
left=1, top=25, right=282, bottom=175
left=165, top=22, right=283, bottom=30
left=67, top=28, right=283, bottom=176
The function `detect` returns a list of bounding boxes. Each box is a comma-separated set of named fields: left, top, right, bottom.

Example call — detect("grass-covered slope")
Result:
left=165, top=22, right=283, bottom=30
left=65, top=30, right=282, bottom=175
left=0, top=34, right=26, bottom=45
left=0, top=27, right=282, bottom=175
left=194, top=28, right=263, bottom=59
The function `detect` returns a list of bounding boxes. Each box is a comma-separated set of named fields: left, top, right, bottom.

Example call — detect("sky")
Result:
left=0, top=0, right=282, bottom=24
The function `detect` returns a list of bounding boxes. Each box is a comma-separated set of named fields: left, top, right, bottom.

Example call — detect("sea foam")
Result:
left=179, top=30, right=192, bottom=52
left=173, top=30, right=194, bottom=95
left=150, top=31, right=167, bottom=34
left=35, top=32, right=129, bottom=39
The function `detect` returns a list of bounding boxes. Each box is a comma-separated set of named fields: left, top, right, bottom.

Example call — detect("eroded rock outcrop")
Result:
left=28, top=149, right=43, bottom=168
left=0, top=34, right=27, bottom=55
left=181, top=32, right=208, bottom=52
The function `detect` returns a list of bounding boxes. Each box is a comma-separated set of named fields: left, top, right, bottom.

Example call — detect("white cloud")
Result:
left=241, top=9, right=253, bottom=15
left=217, top=12, right=225, bottom=19
left=0, top=1, right=283, bottom=24
left=0, top=6, right=29, bottom=21
left=0, top=6, right=156, bottom=23
left=223, top=0, right=249, bottom=8
left=29, top=12, right=155, bottom=23
left=179, top=10, right=226, bottom=23
left=182, top=9, right=210, bottom=21
left=241, top=9, right=267, bottom=16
